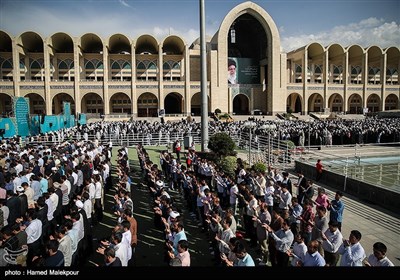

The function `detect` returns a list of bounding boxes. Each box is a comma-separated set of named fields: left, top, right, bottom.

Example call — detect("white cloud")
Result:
left=118, top=0, right=131, bottom=8
left=151, top=27, right=199, bottom=45
left=281, top=17, right=400, bottom=52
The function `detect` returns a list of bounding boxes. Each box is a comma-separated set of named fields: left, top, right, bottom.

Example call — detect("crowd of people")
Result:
left=0, top=116, right=397, bottom=268
left=135, top=140, right=395, bottom=267
left=0, top=134, right=138, bottom=267
left=24, top=116, right=400, bottom=148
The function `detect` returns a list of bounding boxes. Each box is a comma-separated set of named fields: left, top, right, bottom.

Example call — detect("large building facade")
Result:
left=0, top=1, right=399, bottom=117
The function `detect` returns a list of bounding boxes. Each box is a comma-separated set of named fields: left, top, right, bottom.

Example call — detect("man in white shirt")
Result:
left=23, top=209, right=42, bottom=265
left=321, top=220, right=343, bottom=266
left=364, top=242, right=394, bottom=267
left=338, top=230, right=366, bottom=266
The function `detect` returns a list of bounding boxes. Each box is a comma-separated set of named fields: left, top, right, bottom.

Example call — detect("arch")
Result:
left=308, top=93, right=323, bottom=113
left=328, top=93, right=343, bottom=112
left=216, top=1, right=281, bottom=105
left=347, top=45, right=364, bottom=84
left=110, top=92, right=132, bottom=114
left=162, top=35, right=185, bottom=54
left=367, top=93, right=381, bottom=113
left=348, top=93, right=363, bottom=114
left=25, top=93, right=45, bottom=114
left=1, top=58, right=13, bottom=81
left=0, top=31, right=13, bottom=52
left=385, top=94, right=399, bottom=110
left=108, top=33, right=131, bottom=54
left=49, top=32, right=74, bottom=53
left=135, top=35, right=158, bottom=54
left=233, top=94, right=249, bottom=115
left=165, top=92, right=183, bottom=114
left=81, top=92, right=104, bottom=114
left=286, top=93, right=302, bottom=113
left=191, top=92, right=210, bottom=116
left=0, top=93, right=12, bottom=117
left=18, top=31, right=44, bottom=52
left=80, top=33, right=103, bottom=53
left=137, top=92, right=158, bottom=117
left=385, top=47, right=399, bottom=85
left=52, top=93, right=75, bottom=115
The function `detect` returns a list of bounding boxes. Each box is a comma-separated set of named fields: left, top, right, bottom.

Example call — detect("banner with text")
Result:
left=13, top=97, right=30, bottom=137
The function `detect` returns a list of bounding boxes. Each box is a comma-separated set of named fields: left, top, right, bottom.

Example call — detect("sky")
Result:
left=0, top=0, right=399, bottom=52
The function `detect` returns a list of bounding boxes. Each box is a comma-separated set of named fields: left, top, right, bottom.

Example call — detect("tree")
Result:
left=218, top=156, right=237, bottom=178
left=207, top=132, right=236, bottom=158
left=252, top=162, right=267, bottom=173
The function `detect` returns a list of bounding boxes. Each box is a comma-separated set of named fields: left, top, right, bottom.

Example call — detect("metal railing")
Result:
left=296, top=148, right=400, bottom=189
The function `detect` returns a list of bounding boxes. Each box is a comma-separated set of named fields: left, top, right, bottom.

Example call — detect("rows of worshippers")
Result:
left=0, top=137, right=119, bottom=267
left=25, top=116, right=400, bottom=149
left=136, top=143, right=394, bottom=267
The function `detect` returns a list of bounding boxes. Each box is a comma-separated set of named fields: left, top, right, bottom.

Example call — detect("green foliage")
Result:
left=219, top=156, right=237, bottom=178
left=287, top=108, right=293, bottom=114
left=207, top=132, right=236, bottom=158
left=281, top=140, right=296, bottom=149
left=214, top=108, right=222, bottom=114
left=252, top=162, right=267, bottom=173
left=219, top=113, right=230, bottom=119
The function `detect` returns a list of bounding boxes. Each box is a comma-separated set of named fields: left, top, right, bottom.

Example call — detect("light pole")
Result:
left=245, top=121, right=256, bottom=166
left=200, top=0, right=208, bottom=151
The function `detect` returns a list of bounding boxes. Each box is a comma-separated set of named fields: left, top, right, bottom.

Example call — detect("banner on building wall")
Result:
left=228, top=57, right=260, bottom=84
left=13, top=97, right=30, bottom=137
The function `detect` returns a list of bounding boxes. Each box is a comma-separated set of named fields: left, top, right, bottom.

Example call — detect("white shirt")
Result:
left=122, top=230, right=132, bottom=261
left=26, top=219, right=42, bottom=244
left=229, top=184, right=238, bottom=205
left=72, top=172, right=78, bottom=186
left=291, top=242, right=307, bottom=266
left=322, top=228, right=343, bottom=253
left=72, top=214, right=84, bottom=242
left=339, top=242, right=366, bottom=267
left=83, top=199, right=92, bottom=219
left=1, top=205, right=9, bottom=227
left=94, top=181, right=102, bottom=199
left=45, top=198, right=54, bottom=221
left=115, top=242, right=129, bottom=266
left=367, top=254, right=394, bottom=267
left=58, top=234, right=72, bottom=266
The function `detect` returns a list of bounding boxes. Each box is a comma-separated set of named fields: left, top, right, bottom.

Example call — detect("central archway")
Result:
left=25, top=93, right=45, bottom=115
left=137, top=92, right=158, bottom=117
left=81, top=93, right=104, bottom=114
left=233, top=94, right=249, bottom=115
left=0, top=93, right=12, bottom=117
left=191, top=92, right=210, bottom=116
left=110, top=92, right=131, bottom=114
left=165, top=92, right=182, bottom=114
left=348, top=93, right=362, bottom=114
left=52, top=93, right=75, bottom=115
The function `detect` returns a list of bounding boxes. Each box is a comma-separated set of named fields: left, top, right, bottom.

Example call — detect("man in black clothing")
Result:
left=44, top=239, right=64, bottom=267
left=104, top=247, right=122, bottom=267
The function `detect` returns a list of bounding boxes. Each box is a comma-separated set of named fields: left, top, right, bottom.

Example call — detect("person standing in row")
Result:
left=315, top=159, right=324, bottom=182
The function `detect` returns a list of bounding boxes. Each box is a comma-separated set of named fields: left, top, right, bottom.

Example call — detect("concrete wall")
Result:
left=295, top=161, right=400, bottom=213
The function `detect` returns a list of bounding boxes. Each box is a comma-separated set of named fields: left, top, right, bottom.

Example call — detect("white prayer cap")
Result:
left=169, top=211, right=180, bottom=219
